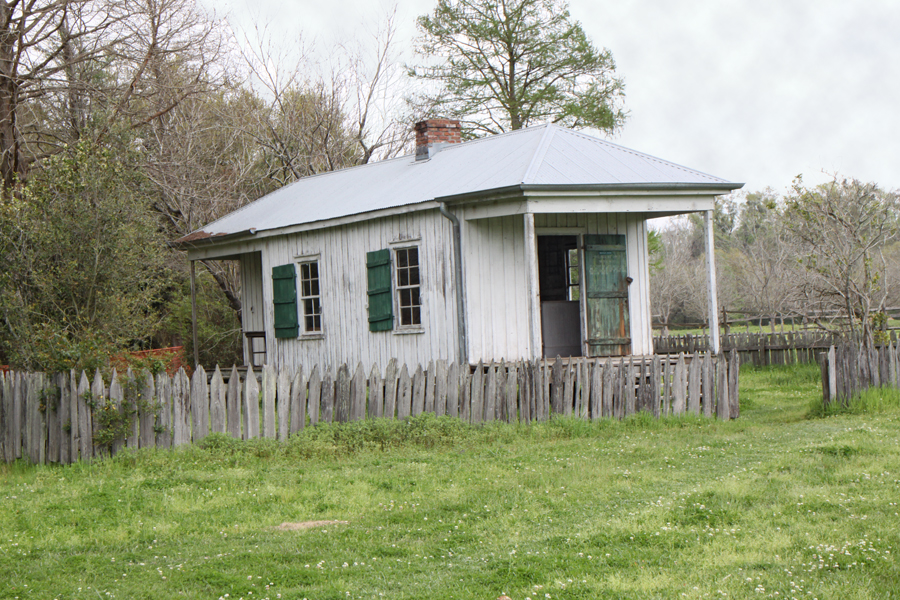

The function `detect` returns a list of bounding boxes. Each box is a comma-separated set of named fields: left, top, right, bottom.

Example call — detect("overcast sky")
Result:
left=205, top=0, right=900, bottom=195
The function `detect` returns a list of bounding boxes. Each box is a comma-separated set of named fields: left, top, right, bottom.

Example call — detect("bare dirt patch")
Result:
left=273, top=520, right=349, bottom=531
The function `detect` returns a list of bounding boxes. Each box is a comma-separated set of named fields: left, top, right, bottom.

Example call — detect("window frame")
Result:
left=392, top=244, right=424, bottom=333
left=295, top=254, right=325, bottom=340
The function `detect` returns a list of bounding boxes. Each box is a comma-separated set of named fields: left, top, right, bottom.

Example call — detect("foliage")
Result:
left=785, top=176, right=899, bottom=345
left=162, top=269, right=242, bottom=368
left=82, top=375, right=162, bottom=450
left=0, top=137, right=172, bottom=370
left=410, top=0, right=626, bottom=136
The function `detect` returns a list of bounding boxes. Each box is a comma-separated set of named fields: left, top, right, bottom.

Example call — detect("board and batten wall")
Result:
left=242, top=209, right=459, bottom=371
left=458, top=211, right=654, bottom=363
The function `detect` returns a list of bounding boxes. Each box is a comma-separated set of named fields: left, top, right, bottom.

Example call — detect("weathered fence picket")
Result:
left=654, top=330, right=854, bottom=367
left=1, top=352, right=739, bottom=464
left=821, top=342, right=900, bottom=407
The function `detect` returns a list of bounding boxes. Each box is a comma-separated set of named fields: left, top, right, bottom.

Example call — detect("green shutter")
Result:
left=367, top=249, right=393, bottom=332
left=272, top=263, right=299, bottom=338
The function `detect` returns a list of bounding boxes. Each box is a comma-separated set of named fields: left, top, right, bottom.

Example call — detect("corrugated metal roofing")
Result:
left=184, top=124, right=738, bottom=239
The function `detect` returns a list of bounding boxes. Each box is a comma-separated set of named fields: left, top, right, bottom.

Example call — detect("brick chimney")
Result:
left=415, top=118, right=462, bottom=161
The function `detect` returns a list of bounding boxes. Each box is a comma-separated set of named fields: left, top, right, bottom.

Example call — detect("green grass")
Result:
left=2, top=364, right=900, bottom=599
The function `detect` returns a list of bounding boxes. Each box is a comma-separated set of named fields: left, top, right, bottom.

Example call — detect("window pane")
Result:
left=308, top=262, right=318, bottom=278
left=411, top=306, right=421, bottom=325
left=397, top=249, right=408, bottom=268
left=310, top=279, right=319, bottom=296
left=398, top=268, right=409, bottom=287
left=401, top=307, right=412, bottom=325
left=409, top=267, right=420, bottom=286
left=408, top=247, right=418, bottom=266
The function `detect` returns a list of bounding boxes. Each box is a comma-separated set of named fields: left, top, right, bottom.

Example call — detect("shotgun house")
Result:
left=174, top=120, right=742, bottom=370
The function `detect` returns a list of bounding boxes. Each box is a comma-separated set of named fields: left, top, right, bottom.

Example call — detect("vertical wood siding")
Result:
left=230, top=208, right=652, bottom=369
left=459, top=213, right=531, bottom=363
left=254, top=209, right=458, bottom=371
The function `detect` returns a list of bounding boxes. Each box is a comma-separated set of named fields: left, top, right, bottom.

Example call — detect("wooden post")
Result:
left=226, top=366, right=241, bottom=438
left=397, top=365, right=411, bottom=419
left=190, top=260, right=199, bottom=370
left=350, top=362, right=366, bottom=421
left=277, top=367, right=291, bottom=437
left=243, top=365, right=259, bottom=439
left=156, top=371, right=172, bottom=449
left=411, top=365, right=426, bottom=417
left=291, top=366, right=308, bottom=433
left=446, top=362, right=459, bottom=419
left=368, top=363, right=383, bottom=420
left=524, top=213, right=542, bottom=360
left=704, top=211, right=721, bottom=355
left=335, top=364, right=351, bottom=422
left=192, top=365, right=210, bottom=442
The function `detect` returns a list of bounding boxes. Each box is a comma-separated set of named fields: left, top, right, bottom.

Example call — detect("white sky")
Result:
left=204, top=0, right=900, bottom=194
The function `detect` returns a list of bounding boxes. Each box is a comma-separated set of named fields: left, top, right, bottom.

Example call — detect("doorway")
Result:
left=537, top=235, right=582, bottom=358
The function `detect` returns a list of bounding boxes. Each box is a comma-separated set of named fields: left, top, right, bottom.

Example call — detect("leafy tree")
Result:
left=409, top=0, right=626, bottom=136
left=785, top=176, right=899, bottom=345
left=0, top=136, right=170, bottom=369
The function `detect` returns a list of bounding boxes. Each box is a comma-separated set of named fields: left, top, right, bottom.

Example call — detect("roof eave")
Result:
left=169, top=228, right=258, bottom=251
left=439, top=181, right=744, bottom=204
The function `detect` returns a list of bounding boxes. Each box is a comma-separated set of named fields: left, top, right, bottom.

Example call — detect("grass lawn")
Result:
left=2, top=363, right=899, bottom=599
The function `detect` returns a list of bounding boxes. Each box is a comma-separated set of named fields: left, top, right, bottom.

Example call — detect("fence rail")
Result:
left=819, top=343, right=900, bottom=407
left=654, top=331, right=853, bottom=366
left=0, top=353, right=739, bottom=465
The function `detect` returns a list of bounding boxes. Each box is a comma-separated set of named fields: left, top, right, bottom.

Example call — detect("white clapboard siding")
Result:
left=240, top=208, right=459, bottom=372
left=204, top=206, right=655, bottom=370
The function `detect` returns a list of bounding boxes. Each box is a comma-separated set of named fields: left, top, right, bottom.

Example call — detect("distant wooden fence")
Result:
left=0, top=353, right=739, bottom=465
left=654, top=331, right=850, bottom=366
left=819, top=343, right=900, bottom=407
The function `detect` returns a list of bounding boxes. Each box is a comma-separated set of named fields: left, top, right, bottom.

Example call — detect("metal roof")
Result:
left=179, top=124, right=740, bottom=242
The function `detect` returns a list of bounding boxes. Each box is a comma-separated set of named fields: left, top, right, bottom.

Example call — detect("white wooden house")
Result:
left=174, top=119, right=742, bottom=370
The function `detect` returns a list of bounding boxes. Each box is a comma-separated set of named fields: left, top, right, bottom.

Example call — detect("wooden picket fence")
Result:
left=0, top=352, right=739, bottom=465
left=819, top=343, right=900, bottom=407
left=654, top=330, right=850, bottom=366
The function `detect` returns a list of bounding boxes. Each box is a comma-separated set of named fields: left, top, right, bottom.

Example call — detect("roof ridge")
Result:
left=561, top=128, right=727, bottom=182
left=522, top=124, right=557, bottom=184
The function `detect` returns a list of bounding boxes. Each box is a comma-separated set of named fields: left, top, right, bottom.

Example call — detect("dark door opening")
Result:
left=537, top=235, right=582, bottom=358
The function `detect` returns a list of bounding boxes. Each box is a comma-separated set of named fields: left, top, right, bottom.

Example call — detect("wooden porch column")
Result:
left=190, top=260, right=200, bottom=368
left=523, top=213, right=542, bottom=359
left=704, top=211, right=721, bottom=354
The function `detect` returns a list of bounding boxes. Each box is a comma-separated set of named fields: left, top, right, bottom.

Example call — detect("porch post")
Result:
left=523, top=213, right=542, bottom=359
left=704, top=210, right=721, bottom=354
left=190, top=260, right=200, bottom=368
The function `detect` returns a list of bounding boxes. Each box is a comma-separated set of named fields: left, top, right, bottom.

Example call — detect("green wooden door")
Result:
left=583, top=234, right=630, bottom=356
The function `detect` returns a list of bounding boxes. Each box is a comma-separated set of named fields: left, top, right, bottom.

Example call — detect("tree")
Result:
left=409, top=0, right=626, bottom=136
left=0, top=136, right=170, bottom=369
left=785, top=176, right=899, bottom=345
left=0, top=0, right=230, bottom=191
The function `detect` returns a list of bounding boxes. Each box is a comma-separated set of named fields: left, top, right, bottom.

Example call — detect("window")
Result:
left=395, top=247, right=421, bottom=326
left=299, top=261, right=322, bottom=333
left=567, top=248, right=580, bottom=301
